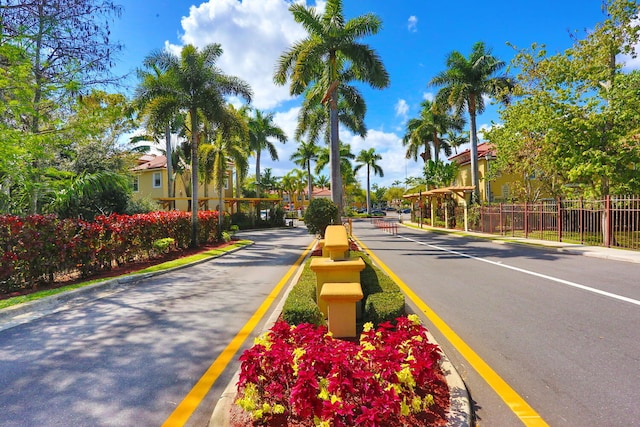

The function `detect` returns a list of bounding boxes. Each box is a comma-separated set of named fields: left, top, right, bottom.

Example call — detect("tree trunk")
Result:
left=329, top=92, right=342, bottom=216
left=307, top=162, right=313, bottom=207
left=366, top=166, right=371, bottom=214
left=165, top=124, right=174, bottom=209
left=469, top=110, right=480, bottom=204
left=190, top=109, right=199, bottom=248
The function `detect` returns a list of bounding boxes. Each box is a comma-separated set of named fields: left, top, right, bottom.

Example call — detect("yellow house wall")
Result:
left=453, top=159, right=550, bottom=203
left=132, top=168, right=234, bottom=211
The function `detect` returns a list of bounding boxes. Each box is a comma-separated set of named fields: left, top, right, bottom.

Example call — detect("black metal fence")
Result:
left=469, top=196, right=640, bottom=250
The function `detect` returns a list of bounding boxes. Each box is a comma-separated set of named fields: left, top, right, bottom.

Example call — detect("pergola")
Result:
left=403, top=186, right=475, bottom=230
left=155, top=197, right=282, bottom=214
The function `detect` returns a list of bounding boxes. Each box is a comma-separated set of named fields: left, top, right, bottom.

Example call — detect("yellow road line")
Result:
left=162, top=240, right=315, bottom=427
left=353, top=235, right=550, bottom=427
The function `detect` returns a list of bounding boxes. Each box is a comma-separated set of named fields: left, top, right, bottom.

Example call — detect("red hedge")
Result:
left=0, top=211, right=224, bottom=293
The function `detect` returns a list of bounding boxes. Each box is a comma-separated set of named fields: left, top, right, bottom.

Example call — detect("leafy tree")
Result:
left=354, top=148, right=384, bottom=214
left=430, top=41, right=514, bottom=203
left=247, top=108, right=287, bottom=198
left=137, top=44, right=252, bottom=247
left=423, top=160, right=458, bottom=190
left=402, top=99, right=464, bottom=164
left=1, top=0, right=124, bottom=133
left=290, top=140, right=319, bottom=204
left=275, top=0, right=389, bottom=212
left=488, top=0, right=640, bottom=200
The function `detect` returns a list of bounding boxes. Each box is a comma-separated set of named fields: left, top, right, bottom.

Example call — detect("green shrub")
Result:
left=364, top=291, right=405, bottom=325
left=152, top=237, right=175, bottom=254
left=304, top=198, right=339, bottom=238
left=281, top=258, right=325, bottom=326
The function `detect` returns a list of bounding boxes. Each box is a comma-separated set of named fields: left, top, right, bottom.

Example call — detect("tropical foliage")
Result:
left=430, top=41, right=514, bottom=202
left=134, top=44, right=252, bottom=247
left=486, top=0, right=640, bottom=199
left=275, top=0, right=389, bottom=211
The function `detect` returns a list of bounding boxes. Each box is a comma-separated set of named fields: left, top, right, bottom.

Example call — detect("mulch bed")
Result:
left=0, top=241, right=235, bottom=301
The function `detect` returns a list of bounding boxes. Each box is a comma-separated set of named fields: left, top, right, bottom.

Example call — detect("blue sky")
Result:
left=110, top=0, right=623, bottom=189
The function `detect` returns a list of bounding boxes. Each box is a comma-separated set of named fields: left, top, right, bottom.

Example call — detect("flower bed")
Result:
left=233, top=315, right=450, bottom=426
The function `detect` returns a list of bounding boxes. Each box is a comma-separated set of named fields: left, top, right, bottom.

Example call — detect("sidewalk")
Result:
left=400, top=220, right=640, bottom=264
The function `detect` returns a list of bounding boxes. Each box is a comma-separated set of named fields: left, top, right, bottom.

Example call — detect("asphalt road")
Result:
left=0, top=226, right=314, bottom=427
left=351, top=219, right=639, bottom=427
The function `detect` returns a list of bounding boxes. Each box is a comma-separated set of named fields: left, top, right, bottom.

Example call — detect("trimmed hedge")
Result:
left=281, top=257, right=325, bottom=327
left=0, top=210, right=225, bottom=293
left=281, top=250, right=405, bottom=327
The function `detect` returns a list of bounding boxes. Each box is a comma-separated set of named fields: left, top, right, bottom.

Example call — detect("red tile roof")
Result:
left=133, top=154, right=167, bottom=171
left=448, top=142, right=496, bottom=165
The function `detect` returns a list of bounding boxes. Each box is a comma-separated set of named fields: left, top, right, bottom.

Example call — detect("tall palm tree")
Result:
left=247, top=109, right=287, bottom=199
left=354, top=148, right=384, bottom=215
left=290, top=140, right=319, bottom=205
left=275, top=0, right=389, bottom=213
left=209, top=125, right=248, bottom=236
left=136, top=43, right=252, bottom=247
left=429, top=41, right=513, bottom=202
left=135, top=63, right=180, bottom=209
left=402, top=99, right=464, bottom=164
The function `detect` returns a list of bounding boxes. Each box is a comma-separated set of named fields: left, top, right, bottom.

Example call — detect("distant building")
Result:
left=131, top=154, right=233, bottom=211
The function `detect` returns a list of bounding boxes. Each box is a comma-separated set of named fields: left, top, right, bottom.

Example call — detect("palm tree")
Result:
left=447, top=130, right=469, bottom=154
left=354, top=148, right=384, bottom=214
left=429, top=41, right=513, bottom=203
left=135, top=63, right=181, bottom=209
left=275, top=0, right=389, bottom=213
left=290, top=140, right=319, bottom=205
left=209, top=123, right=248, bottom=236
left=247, top=109, right=287, bottom=199
left=315, top=174, right=330, bottom=189
left=423, top=159, right=458, bottom=190
left=402, top=99, right=464, bottom=164
left=136, top=43, right=252, bottom=247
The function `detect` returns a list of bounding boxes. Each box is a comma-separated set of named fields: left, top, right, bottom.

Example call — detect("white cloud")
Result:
left=394, top=99, right=409, bottom=121
left=423, top=92, right=435, bottom=101
left=169, top=0, right=310, bottom=110
left=407, top=16, right=418, bottom=33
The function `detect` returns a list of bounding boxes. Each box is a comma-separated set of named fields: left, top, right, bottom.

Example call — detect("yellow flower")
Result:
left=272, top=404, right=285, bottom=414
left=408, top=313, right=421, bottom=325
left=397, top=365, right=416, bottom=388
left=362, top=322, right=374, bottom=332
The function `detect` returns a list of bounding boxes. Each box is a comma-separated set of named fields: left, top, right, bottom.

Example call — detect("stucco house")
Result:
left=131, top=154, right=233, bottom=212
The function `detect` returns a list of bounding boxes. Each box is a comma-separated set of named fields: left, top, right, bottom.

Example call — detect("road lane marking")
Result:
left=399, top=235, right=640, bottom=307
left=162, top=240, right=315, bottom=427
left=353, top=234, right=550, bottom=427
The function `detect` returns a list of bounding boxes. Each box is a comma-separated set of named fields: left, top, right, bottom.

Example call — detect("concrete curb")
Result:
left=209, top=241, right=473, bottom=427
left=0, top=242, right=253, bottom=332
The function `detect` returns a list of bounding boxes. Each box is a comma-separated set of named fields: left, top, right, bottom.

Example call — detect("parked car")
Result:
left=370, top=210, right=386, bottom=216
left=401, top=208, right=411, bottom=214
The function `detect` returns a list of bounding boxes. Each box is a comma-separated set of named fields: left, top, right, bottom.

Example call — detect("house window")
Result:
left=132, top=176, right=139, bottom=192
left=501, top=184, right=510, bottom=199
left=153, top=172, right=162, bottom=188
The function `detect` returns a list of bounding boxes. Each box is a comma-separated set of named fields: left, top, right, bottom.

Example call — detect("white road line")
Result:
left=399, top=235, right=640, bottom=307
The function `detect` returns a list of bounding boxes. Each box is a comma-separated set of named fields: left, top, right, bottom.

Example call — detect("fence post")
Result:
left=524, top=201, right=529, bottom=239
left=557, top=199, right=563, bottom=242
left=605, top=195, right=611, bottom=247
left=499, top=203, right=503, bottom=236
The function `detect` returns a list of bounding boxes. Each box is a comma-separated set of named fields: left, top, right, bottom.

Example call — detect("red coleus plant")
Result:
left=235, top=315, right=448, bottom=426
